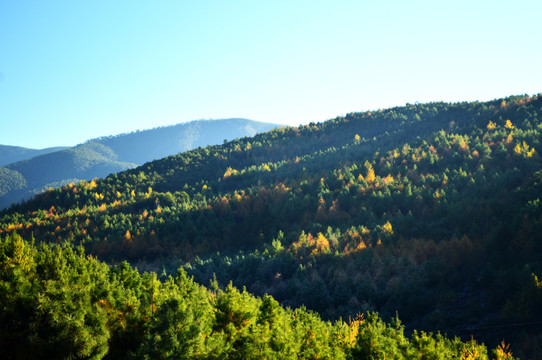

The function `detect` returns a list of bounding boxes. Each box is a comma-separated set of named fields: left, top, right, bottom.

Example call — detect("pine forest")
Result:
left=2, top=94, right=542, bottom=359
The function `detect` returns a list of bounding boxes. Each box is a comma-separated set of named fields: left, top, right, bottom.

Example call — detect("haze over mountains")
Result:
left=0, top=118, right=278, bottom=209
left=0, top=145, right=69, bottom=167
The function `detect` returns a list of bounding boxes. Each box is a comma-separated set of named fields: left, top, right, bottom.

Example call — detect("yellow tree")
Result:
left=487, top=121, right=496, bottom=130
left=382, top=221, right=393, bottom=236
left=310, top=233, right=331, bottom=255
left=364, top=161, right=375, bottom=184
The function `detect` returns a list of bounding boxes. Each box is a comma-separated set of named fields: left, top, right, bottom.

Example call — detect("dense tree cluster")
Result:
left=1, top=233, right=503, bottom=359
left=1, top=94, right=541, bottom=357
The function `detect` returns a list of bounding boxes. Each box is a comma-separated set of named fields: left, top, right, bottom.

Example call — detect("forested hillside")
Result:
left=0, top=143, right=138, bottom=209
left=0, top=119, right=277, bottom=209
left=1, top=94, right=541, bottom=358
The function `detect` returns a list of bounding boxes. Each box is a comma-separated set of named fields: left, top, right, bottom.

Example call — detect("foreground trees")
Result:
left=1, top=233, right=506, bottom=359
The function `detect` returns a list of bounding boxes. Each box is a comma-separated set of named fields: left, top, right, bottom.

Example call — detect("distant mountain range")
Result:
left=0, top=145, right=69, bottom=166
left=0, top=118, right=278, bottom=208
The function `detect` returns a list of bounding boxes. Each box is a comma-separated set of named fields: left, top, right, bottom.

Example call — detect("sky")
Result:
left=1, top=1, right=541, bottom=149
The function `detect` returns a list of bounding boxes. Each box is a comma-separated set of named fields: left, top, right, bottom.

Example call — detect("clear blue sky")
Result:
left=1, top=0, right=540, bottom=149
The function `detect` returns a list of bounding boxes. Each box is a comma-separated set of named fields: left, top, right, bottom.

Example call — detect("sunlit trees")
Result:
left=365, top=160, right=376, bottom=184
left=1, top=94, right=542, bottom=357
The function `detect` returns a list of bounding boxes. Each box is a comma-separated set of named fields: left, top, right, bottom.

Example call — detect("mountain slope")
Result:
left=94, top=118, right=279, bottom=165
left=0, top=118, right=278, bottom=208
left=0, top=144, right=68, bottom=166
left=0, top=142, right=138, bottom=208
left=0, top=167, right=27, bottom=197
left=1, top=94, right=541, bottom=357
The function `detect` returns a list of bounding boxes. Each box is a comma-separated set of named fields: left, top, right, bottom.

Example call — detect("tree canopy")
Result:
left=2, top=94, right=541, bottom=357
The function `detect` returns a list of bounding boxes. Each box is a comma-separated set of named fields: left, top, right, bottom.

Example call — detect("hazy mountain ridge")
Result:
left=0, top=118, right=278, bottom=209
left=0, top=144, right=68, bottom=166
left=92, top=118, right=278, bottom=165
